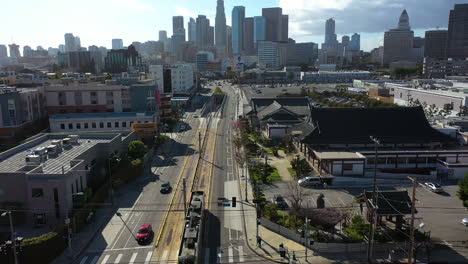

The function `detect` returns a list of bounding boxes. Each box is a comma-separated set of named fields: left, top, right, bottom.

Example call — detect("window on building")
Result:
left=76, top=179, right=79, bottom=192
left=76, top=123, right=81, bottom=129
left=80, top=176, right=83, bottom=191
left=427, top=157, right=438, bottom=163
left=106, top=91, right=113, bottom=97
left=387, top=158, right=397, bottom=164
left=115, top=122, right=119, bottom=127
left=90, top=92, right=97, bottom=97
left=122, top=122, right=127, bottom=127
left=91, top=100, right=98, bottom=105
left=343, top=163, right=353, bottom=171
left=397, top=157, right=407, bottom=164
left=92, top=122, right=97, bottom=128
left=100, top=122, right=104, bottom=128
left=107, top=122, right=111, bottom=128
left=84, top=123, right=88, bottom=129
left=71, top=183, right=74, bottom=195
left=75, top=91, right=83, bottom=105
left=60, top=124, right=65, bottom=130
left=32, top=188, right=44, bottom=197
left=68, top=123, right=73, bottom=129
left=58, top=92, right=67, bottom=105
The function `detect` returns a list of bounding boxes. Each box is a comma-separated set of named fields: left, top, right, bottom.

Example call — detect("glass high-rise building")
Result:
left=424, top=30, right=448, bottom=59
left=188, top=18, right=197, bottom=42
left=243, top=17, right=255, bottom=55
left=253, top=16, right=266, bottom=43
left=112, top=39, right=124, bottom=50
left=447, top=4, right=468, bottom=59
left=262, top=7, right=283, bottom=42
left=232, top=6, right=245, bottom=55
left=215, top=0, right=226, bottom=47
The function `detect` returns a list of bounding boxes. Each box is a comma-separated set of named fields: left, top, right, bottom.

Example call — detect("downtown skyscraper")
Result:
left=232, top=6, right=245, bottom=55
left=447, top=4, right=468, bottom=59
left=215, top=0, right=227, bottom=57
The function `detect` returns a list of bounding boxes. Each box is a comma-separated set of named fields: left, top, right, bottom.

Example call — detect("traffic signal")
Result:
left=232, top=197, right=236, bottom=207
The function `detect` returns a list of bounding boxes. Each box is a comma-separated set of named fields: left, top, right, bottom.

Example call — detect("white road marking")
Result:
left=114, top=254, right=123, bottom=263
left=79, top=256, right=88, bottom=264
left=101, top=255, right=110, bottom=264
left=204, top=248, right=210, bottom=264
left=87, top=245, right=153, bottom=253
left=217, top=247, right=222, bottom=263
left=129, top=253, right=138, bottom=264
left=228, top=247, right=234, bottom=263
left=239, top=246, right=244, bottom=262
left=337, top=197, right=346, bottom=206
left=90, top=256, right=99, bottom=264
left=145, top=251, right=153, bottom=264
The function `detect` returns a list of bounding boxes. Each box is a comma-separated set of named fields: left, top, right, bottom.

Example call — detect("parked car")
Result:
left=273, top=195, right=288, bottom=209
left=193, top=114, right=199, bottom=118
left=136, top=224, right=153, bottom=244
left=256, top=90, right=262, bottom=94
left=298, top=176, right=323, bottom=187
left=462, top=217, right=468, bottom=226
left=160, top=182, right=172, bottom=194
left=424, top=182, right=443, bottom=193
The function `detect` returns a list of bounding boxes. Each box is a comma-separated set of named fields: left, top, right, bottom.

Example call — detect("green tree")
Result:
left=457, top=173, right=468, bottom=208
left=128, top=140, right=147, bottom=160
left=290, top=155, right=311, bottom=179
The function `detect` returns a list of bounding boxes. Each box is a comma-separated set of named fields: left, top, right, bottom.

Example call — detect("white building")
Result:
left=171, top=64, right=194, bottom=93
left=303, top=71, right=370, bottom=83
left=149, top=65, right=164, bottom=93
left=49, top=112, right=155, bottom=132
left=258, top=41, right=279, bottom=69
left=112, top=39, right=124, bottom=50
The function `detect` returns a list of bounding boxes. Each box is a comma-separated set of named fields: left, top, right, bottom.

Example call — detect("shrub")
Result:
left=457, top=172, right=468, bottom=208
left=343, top=215, right=370, bottom=242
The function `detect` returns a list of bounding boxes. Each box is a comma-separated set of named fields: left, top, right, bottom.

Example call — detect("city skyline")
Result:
left=1, top=0, right=465, bottom=52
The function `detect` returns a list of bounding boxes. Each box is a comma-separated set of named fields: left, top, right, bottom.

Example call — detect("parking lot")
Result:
left=262, top=181, right=467, bottom=244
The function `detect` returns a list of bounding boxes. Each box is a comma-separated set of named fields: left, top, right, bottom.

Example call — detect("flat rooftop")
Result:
left=314, top=151, right=366, bottom=160
left=49, top=112, right=154, bottom=120
left=0, top=135, right=115, bottom=174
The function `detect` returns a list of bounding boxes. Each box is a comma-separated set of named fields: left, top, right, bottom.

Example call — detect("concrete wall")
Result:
left=49, top=115, right=154, bottom=132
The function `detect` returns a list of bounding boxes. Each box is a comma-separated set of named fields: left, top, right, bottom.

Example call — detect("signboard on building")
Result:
left=131, top=123, right=157, bottom=136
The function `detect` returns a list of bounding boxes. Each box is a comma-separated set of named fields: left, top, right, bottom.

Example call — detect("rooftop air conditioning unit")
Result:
left=34, top=147, right=46, bottom=156
left=62, top=138, right=71, bottom=146
left=25, top=155, right=41, bottom=165
left=68, top=135, right=79, bottom=144
left=46, top=145, right=58, bottom=156
left=51, top=140, right=62, bottom=148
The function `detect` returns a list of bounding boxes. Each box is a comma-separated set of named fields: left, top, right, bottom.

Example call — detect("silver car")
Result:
left=462, top=217, right=468, bottom=227
left=424, top=182, right=443, bottom=193
left=298, top=176, right=323, bottom=187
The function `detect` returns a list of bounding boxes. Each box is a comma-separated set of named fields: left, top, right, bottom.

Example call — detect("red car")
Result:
left=136, top=224, right=153, bottom=244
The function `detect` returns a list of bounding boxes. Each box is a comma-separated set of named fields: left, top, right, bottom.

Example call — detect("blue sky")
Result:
left=1, top=0, right=464, bottom=52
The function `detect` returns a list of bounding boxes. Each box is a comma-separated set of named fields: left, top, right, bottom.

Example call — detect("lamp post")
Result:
left=2, top=211, right=18, bottom=264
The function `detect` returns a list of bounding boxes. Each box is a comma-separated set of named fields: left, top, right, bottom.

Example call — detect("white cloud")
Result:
left=175, top=5, right=197, bottom=18
left=110, top=0, right=154, bottom=10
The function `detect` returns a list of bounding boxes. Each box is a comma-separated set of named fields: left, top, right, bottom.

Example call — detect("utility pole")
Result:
left=182, top=178, right=187, bottom=217
left=408, top=176, right=417, bottom=264
left=305, top=216, right=308, bottom=262
left=244, top=164, right=248, bottom=202
left=2, top=211, right=18, bottom=264
left=198, top=132, right=202, bottom=155
left=367, top=136, right=380, bottom=263
left=115, top=212, right=137, bottom=240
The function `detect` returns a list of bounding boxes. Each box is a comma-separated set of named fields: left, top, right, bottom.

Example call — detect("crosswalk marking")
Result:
left=238, top=246, right=244, bottom=262
left=90, top=256, right=100, bottom=264
left=129, top=253, right=138, bottom=264
left=204, top=248, right=210, bottom=264
left=217, top=247, right=222, bottom=263
left=79, top=256, right=88, bottom=264
left=228, top=247, right=234, bottom=263
left=145, top=251, right=153, bottom=264
left=101, top=255, right=110, bottom=264
left=114, top=254, right=123, bottom=263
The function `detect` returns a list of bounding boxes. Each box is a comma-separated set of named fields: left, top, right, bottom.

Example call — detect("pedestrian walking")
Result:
left=257, top=236, right=262, bottom=247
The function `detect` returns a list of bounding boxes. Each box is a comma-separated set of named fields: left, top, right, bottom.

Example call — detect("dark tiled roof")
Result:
left=302, top=106, right=454, bottom=144
left=364, top=190, right=413, bottom=216
left=250, top=97, right=311, bottom=118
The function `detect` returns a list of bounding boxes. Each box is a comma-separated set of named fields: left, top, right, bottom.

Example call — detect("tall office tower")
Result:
left=253, top=16, right=266, bottom=44
left=342, top=36, right=350, bottom=48
left=281, top=15, right=288, bottom=42
left=188, top=18, right=197, bottom=42
left=324, top=18, right=337, bottom=45
left=383, top=10, right=415, bottom=64
left=196, top=15, right=210, bottom=49
left=232, top=6, right=245, bottom=55
left=447, top=4, right=468, bottom=59
left=75, top=36, right=81, bottom=49
left=23, top=46, right=32, bottom=57
left=258, top=41, right=279, bottom=69
left=215, top=0, right=227, bottom=47
left=159, top=31, right=168, bottom=42
left=424, top=30, right=448, bottom=59
left=262, top=7, right=283, bottom=42
left=0, top=45, right=8, bottom=58
left=58, top=44, right=66, bottom=52
left=208, top=26, right=215, bottom=47
left=226, top=26, right=232, bottom=57
left=173, top=16, right=185, bottom=38
left=350, top=33, right=360, bottom=50
left=64, top=33, right=76, bottom=52
left=88, top=45, right=99, bottom=52
left=8, top=44, right=20, bottom=58
left=243, top=17, right=255, bottom=55
left=112, top=39, right=124, bottom=49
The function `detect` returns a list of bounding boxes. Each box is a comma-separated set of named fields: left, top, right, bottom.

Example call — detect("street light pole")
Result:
left=408, top=177, right=418, bottom=264
left=2, top=211, right=18, bottom=264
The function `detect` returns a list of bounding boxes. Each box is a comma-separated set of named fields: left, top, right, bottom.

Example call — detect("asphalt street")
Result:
left=75, top=105, right=203, bottom=264
left=202, top=82, right=269, bottom=264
